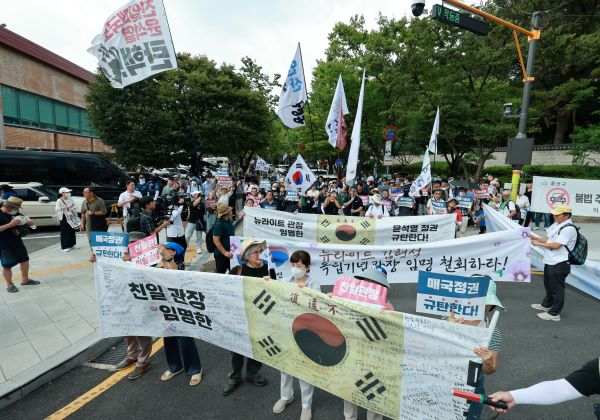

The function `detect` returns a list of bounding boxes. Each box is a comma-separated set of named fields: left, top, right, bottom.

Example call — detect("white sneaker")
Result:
left=63, top=248, right=71, bottom=253
left=273, top=397, right=294, bottom=414
left=531, top=304, right=549, bottom=311
left=537, top=312, right=560, bottom=321
left=197, top=249, right=202, bottom=255
left=300, top=407, right=312, bottom=420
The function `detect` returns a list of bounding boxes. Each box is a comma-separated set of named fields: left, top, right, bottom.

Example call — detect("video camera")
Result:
left=154, top=192, right=190, bottom=222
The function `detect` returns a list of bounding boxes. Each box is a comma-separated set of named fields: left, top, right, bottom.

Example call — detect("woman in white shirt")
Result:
left=364, top=194, right=389, bottom=218
left=55, top=187, right=78, bottom=252
left=271, top=250, right=320, bottom=420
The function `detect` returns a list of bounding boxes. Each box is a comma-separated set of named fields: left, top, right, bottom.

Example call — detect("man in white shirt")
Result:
left=426, top=189, right=447, bottom=215
left=166, top=202, right=186, bottom=250
left=498, top=191, right=518, bottom=219
left=117, top=181, right=142, bottom=231
left=364, top=194, right=389, bottom=218
left=530, top=205, right=578, bottom=321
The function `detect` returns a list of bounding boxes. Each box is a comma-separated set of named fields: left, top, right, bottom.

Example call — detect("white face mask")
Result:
left=291, top=267, right=306, bottom=280
left=192, top=181, right=197, bottom=186
left=8, top=210, right=18, bottom=216
left=64, top=193, right=71, bottom=198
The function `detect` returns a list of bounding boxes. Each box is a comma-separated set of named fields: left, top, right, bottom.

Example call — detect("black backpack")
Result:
left=558, top=224, right=588, bottom=265
left=205, top=220, right=220, bottom=253
left=126, top=216, right=141, bottom=233
left=505, top=200, right=521, bottom=221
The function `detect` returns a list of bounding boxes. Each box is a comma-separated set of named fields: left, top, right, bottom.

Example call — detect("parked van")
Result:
left=0, top=150, right=129, bottom=204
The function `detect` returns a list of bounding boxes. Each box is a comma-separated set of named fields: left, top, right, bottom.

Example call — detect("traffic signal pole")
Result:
left=441, top=0, right=542, bottom=200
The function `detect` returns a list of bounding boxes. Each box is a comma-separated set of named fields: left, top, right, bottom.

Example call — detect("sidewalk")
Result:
left=0, top=226, right=209, bottom=407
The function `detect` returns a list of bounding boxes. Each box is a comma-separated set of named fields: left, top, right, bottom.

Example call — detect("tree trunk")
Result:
left=553, top=109, right=571, bottom=144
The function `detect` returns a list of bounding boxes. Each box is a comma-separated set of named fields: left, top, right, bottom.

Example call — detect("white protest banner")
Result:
left=232, top=228, right=531, bottom=286
left=63, top=209, right=81, bottom=229
left=410, top=149, right=431, bottom=195
left=91, top=231, right=129, bottom=260
left=87, top=0, right=177, bottom=88
left=95, top=259, right=497, bottom=420
left=243, top=206, right=457, bottom=245
left=255, top=156, right=271, bottom=172
left=277, top=43, right=308, bottom=129
left=346, top=69, right=366, bottom=183
left=428, top=106, right=440, bottom=154
left=128, top=234, right=160, bottom=266
left=416, top=271, right=490, bottom=321
left=325, top=75, right=349, bottom=148
left=284, top=155, right=317, bottom=195
left=531, top=176, right=600, bottom=216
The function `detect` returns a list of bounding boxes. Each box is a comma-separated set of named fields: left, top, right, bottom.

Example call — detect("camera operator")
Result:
left=118, top=181, right=142, bottom=231
left=186, top=191, right=205, bottom=255
left=322, top=191, right=342, bottom=215
left=139, top=196, right=171, bottom=238
left=166, top=194, right=187, bottom=251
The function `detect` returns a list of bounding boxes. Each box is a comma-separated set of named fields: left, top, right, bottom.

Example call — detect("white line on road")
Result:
left=23, top=233, right=87, bottom=240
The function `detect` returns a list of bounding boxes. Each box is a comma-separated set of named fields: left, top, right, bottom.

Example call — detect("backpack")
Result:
left=126, top=216, right=141, bottom=233
left=205, top=219, right=221, bottom=253
left=558, top=224, right=588, bottom=265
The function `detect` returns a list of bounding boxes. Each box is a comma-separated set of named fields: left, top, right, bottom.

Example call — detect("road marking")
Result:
left=3, top=262, right=92, bottom=283
left=23, top=233, right=87, bottom=240
left=45, top=338, right=164, bottom=420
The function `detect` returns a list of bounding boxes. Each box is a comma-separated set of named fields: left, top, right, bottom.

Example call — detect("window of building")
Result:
left=0, top=84, right=96, bottom=137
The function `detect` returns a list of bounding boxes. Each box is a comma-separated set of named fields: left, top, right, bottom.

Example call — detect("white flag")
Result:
left=346, top=70, right=366, bottom=184
left=284, top=155, right=316, bottom=195
left=325, top=75, right=349, bottom=148
left=410, top=149, right=432, bottom=196
left=255, top=156, right=271, bottom=172
left=428, top=106, right=440, bottom=154
left=87, top=0, right=177, bottom=88
left=277, top=44, right=308, bottom=128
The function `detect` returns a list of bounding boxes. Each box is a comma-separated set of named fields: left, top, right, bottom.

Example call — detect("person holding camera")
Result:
left=1, top=197, right=40, bottom=293
left=139, top=197, right=171, bottom=239
left=185, top=192, right=206, bottom=255
left=118, top=181, right=143, bottom=231
left=166, top=196, right=187, bottom=252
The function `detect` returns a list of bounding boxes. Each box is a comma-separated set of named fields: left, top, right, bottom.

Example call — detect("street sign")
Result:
left=335, top=158, right=344, bottom=167
left=431, top=4, right=489, bottom=36
left=383, top=125, right=398, bottom=141
left=384, top=155, right=393, bottom=167
left=385, top=141, right=392, bottom=155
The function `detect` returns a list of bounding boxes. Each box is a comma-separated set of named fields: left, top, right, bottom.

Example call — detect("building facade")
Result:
left=0, top=27, right=111, bottom=153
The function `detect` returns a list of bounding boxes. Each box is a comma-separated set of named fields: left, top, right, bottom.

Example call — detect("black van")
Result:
left=0, top=150, right=129, bottom=204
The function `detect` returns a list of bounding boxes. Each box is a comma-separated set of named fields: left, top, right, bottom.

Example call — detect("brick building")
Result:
left=0, top=27, right=111, bottom=153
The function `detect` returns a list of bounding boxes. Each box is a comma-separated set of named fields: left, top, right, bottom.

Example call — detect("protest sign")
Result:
left=95, top=259, right=497, bottom=420
left=531, top=176, right=600, bottom=217
left=87, top=0, right=177, bottom=88
left=91, top=232, right=129, bottom=260
left=396, top=196, right=414, bottom=209
left=63, top=209, right=81, bottom=229
left=216, top=176, right=233, bottom=186
left=216, top=167, right=229, bottom=176
left=243, top=206, right=457, bottom=245
left=285, top=189, right=299, bottom=202
left=359, top=195, right=370, bottom=206
left=259, top=179, right=272, bottom=191
left=416, top=271, right=489, bottom=321
left=389, top=188, right=402, bottom=201
left=457, top=198, right=473, bottom=209
left=332, top=277, right=387, bottom=308
left=430, top=200, right=447, bottom=214
left=473, top=189, right=489, bottom=200
left=232, top=228, right=531, bottom=286
left=128, top=234, right=160, bottom=266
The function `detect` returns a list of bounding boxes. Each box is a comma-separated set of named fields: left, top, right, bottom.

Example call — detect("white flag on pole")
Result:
left=346, top=70, right=366, bottom=184
left=277, top=44, right=308, bottom=128
left=428, top=106, right=440, bottom=154
left=410, top=149, right=432, bottom=195
left=255, top=156, right=271, bottom=172
left=284, top=155, right=316, bottom=195
left=87, top=0, right=178, bottom=88
left=325, top=75, right=349, bottom=148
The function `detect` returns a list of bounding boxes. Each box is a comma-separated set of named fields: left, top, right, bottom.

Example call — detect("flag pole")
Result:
left=297, top=43, right=317, bottom=167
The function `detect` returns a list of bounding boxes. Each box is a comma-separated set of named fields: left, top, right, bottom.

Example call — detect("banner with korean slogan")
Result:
left=255, top=156, right=271, bottom=172
left=95, top=259, right=498, bottom=420
left=243, top=206, right=457, bottom=245
left=129, top=234, right=160, bottom=266
left=63, top=208, right=81, bottom=229
left=332, top=277, right=388, bottom=309
left=284, top=155, right=317, bottom=195
left=234, top=228, right=530, bottom=286
left=457, top=198, right=473, bottom=209
left=87, top=0, right=177, bottom=88
left=277, top=43, right=308, bottom=129
left=91, top=231, right=129, bottom=260
left=531, top=176, right=600, bottom=217
left=416, top=271, right=490, bottom=321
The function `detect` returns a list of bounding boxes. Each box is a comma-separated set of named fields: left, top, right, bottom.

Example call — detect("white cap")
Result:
left=59, top=187, right=72, bottom=194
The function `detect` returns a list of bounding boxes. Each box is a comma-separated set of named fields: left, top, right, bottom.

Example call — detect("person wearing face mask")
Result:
left=187, top=178, right=201, bottom=194
left=271, top=251, right=319, bottom=420
left=55, top=187, right=78, bottom=252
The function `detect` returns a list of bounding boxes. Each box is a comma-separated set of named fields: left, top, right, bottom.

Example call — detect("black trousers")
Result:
left=214, top=252, right=230, bottom=274
left=541, top=262, right=570, bottom=316
left=60, top=215, right=76, bottom=249
left=228, top=352, right=262, bottom=381
left=166, top=235, right=187, bottom=252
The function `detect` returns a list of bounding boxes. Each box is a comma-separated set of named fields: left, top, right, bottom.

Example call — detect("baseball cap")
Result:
left=59, top=187, right=72, bottom=194
left=162, top=242, right=185, bottom=258
left=551, top=205, right=572, bottom=216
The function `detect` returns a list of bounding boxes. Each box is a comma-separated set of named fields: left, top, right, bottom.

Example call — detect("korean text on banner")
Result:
left=416, top=271, right=490, bottom=321
left=91, top=231, right=129, bottom=260
left=129, top=234, right=160, bottom=266
left=242, top=206, right=457, bottom=245
left=333, top=276, right=387, bottom=308
left=87, top=0, right=177, bottom=88
left=95, top=259, right=497, bottom=420
left=233, top=228, right=531, bottom=286
left=277, top=44, right=308, bottom=129
left=531, top=176, right=600, bottom=217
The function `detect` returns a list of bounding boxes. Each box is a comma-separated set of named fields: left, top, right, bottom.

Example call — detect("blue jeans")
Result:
left=164, top=337, right=201, bottom=376
left=205, top=213, right=216, bottom=232
left=534, top=212, right=551, bottom=228
left=466, top=376, right=485, bottom=420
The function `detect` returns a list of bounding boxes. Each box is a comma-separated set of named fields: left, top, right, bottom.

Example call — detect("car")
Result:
left=0, top=182, right=85, bottom=227
left=549, top=191, right=568, bottom=205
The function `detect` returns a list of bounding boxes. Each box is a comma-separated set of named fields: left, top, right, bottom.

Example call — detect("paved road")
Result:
left=21, top=227, right=89, bottom=254
left=1, top=273, right=598, bottom=420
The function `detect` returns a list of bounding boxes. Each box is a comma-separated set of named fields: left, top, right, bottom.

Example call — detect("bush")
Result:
left=484, top=165, right=600, bottom=184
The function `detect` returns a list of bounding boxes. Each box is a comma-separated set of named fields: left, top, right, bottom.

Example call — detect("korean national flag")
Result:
left=284, top=154, right=316, bottom=195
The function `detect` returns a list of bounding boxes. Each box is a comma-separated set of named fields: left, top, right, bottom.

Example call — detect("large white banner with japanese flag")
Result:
left=242, top=206, right=457, bottom=245
left=410, top=149, right=432, bottom=195
left=346, top=70, right=366, bottom=183
left=325, top=75, right=349, bottom=148
left=284, top=154, right=316, bottom=195
left=277, top=43, right=308, bottom=128
left=96, top=259, right=497, bottom=420
left=231, top=228, right=531, bottom=286
left=87, top=0, right=177, bottom=88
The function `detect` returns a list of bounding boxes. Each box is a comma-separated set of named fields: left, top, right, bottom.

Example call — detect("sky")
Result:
left=1, top=0, right=416, bottom=86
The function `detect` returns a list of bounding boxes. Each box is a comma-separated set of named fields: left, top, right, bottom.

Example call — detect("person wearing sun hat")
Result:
left=0, top=196, right=40, bottom=293
left=530, top=204, right=577, bottom=322
left=365, top=194, right=389, bottom=219
left=213, top=203, right=235, bottom=274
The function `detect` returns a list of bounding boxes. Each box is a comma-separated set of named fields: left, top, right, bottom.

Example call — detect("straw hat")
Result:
left=4, top=196, right=23, bottom=208
left=371, top=194, right=382, bottom=205
left=239, top=237, right=266, bottom=260
left=216, top=203, right=232, bottom=217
